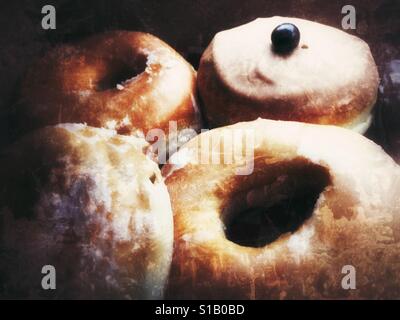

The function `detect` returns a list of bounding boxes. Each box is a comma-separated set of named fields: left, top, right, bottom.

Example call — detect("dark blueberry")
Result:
left=271, top=23, right=300, bottom=54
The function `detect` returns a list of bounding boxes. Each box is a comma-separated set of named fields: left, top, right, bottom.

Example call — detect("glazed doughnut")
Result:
left=0, top=124, right=173, bottom=299
left=198, top=17, right=379, bottom=133
left=16, top=31, right=201, bottom=153
left=162, top=119, right=400, bottom=299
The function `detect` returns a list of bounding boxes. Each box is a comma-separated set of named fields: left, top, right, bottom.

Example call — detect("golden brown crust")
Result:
left=198, top=17, right=379, bottom=133
left=163, top=119, right=400, bottom=299
left=0, top=124, right=173, bottom=299
left=17, top=31, right=200, bottom=137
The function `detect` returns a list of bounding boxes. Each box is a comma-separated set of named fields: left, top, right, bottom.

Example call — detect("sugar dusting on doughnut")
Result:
left=0, top=124, right=173, bottom=299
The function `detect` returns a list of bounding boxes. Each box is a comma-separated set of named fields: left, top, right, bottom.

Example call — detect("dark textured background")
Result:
left=0, top=0, right=399, bottom=159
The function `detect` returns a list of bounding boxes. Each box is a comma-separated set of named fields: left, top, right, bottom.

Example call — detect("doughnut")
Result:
left=0, top=124, right=173, bottom=299
left=16, top=31, right=201, bottom=155
left=198, top=17, right=379, bottom=133
left=162, top=119, right=400, bottom=299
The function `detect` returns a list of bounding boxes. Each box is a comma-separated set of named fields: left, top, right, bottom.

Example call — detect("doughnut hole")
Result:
left=97, top=54, right=148, bottom=91
left=221, top=158, right=331, bottom=248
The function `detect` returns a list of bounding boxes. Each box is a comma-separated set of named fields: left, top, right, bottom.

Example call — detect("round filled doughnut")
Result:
left=0, top=124, right=173, bottom=299
left=198, top=17, right=379, bottom=133
left=16, top=31, right=201, bottom=144
left=162, top=119, right=400, bottom=299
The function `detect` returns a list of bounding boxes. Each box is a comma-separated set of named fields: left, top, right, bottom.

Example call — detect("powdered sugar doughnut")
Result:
left=0, top=124, right=173, bottom=299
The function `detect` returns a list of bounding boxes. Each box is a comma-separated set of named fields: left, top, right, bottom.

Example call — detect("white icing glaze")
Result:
left=212, top=17, right=372, bottom=101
